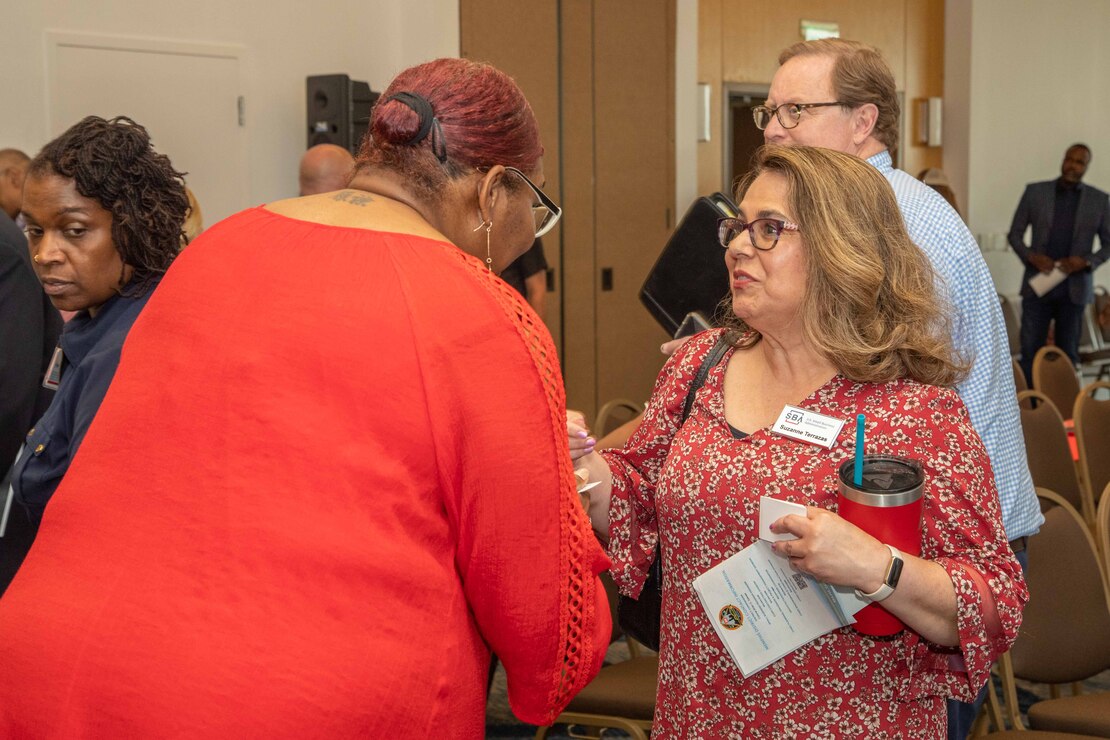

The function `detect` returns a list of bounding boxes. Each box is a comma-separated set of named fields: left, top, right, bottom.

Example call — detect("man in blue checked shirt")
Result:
left=761, top=38, right=1041, bottom=740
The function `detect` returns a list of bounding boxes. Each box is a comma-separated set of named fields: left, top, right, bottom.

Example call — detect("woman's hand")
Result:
left=770, top=506, right=960, bottom=646
left=567, top=410, right=596, bottom=461
left=769, top=508, right=889, bottom=592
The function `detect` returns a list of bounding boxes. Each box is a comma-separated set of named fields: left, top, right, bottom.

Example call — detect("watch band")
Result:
left=855, top=544, right=903, bottom=603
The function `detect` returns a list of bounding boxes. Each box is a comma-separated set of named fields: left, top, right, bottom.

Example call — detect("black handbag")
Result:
left=616, top=334, right=731, bottom=651
left=638, top=192, right=739, bottom=336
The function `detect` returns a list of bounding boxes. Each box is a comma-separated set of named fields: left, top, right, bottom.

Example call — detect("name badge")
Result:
left=770, top=405, right=845, bottom=449
left=42, top=345, right=63, bottom=390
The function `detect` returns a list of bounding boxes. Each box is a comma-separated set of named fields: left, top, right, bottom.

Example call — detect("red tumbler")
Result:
left=837, top=455, right=924, bottom=636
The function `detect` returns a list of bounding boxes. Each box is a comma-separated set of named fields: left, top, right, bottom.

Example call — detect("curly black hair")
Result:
left=28, top=115, right=189, bottom=296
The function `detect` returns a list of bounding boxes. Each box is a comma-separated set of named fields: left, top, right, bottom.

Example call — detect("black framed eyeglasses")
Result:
left=504, top=166, right=562, bottom=238
left=718, top=217, right=800, bottom=251
left=752, top=102, right=846, bottom=131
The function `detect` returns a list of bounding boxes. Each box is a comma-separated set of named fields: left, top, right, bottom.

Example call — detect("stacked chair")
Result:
left=1017, top=390, right=1095, bottom=525
left=1013, top=357, right=1029, bottom=394
left=1074, top=382, right=1110, bottom=520
left=1032, top=346, right=1082, bottom=422
left=534, top=573, right=658, bottom=740
left=594, top=399, right=644, bottom=439
left=1079, top=287, right=1110, bottom=382
left=999, top=294, right=1022, bottom=358
left=982, top=490, right=1110, bottom=737
left=1100, top=485, right=1110, bottom=575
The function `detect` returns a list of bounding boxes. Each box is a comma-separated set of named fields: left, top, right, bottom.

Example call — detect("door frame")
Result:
left=722, top=83, right=769, bottom=194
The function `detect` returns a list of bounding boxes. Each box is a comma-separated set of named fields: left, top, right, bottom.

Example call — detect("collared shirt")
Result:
left=868, top=151, right=1043, bottom=541
left=12, top=285, right=157, bottom=524
left=1047, top=179, right=1082, bottom=261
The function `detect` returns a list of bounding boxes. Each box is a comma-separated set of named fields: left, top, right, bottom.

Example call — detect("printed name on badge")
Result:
left=770, top=405, right=845, bottom=449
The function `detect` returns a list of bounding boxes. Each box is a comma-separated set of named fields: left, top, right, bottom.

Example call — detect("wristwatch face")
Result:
left=886, top=553, right=904, bottom=589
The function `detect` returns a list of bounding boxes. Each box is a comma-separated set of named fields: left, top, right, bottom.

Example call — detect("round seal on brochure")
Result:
left=718, top=604, right=744, bottom=630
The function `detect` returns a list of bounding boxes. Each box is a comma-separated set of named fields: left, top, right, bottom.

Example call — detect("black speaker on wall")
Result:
left=306, top=74, right=379, bottom=155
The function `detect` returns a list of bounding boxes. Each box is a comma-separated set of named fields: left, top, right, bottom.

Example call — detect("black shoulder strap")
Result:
left=680, top=334, right=732, bottom=423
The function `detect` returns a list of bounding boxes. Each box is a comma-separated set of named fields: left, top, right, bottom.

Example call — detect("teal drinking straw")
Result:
left=854, top=414, right=865, bottom=486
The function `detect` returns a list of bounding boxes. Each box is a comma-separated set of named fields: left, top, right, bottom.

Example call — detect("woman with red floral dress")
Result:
left=572, top=146, right=1026, bottom=737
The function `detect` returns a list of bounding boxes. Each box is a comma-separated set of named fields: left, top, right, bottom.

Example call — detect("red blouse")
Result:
left=601, top=330, right=1026, bottom=738
left=0, top=207, right=610, bottom=738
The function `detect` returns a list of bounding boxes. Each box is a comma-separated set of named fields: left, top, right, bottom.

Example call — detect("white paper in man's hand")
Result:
left=1028, top=266, right=1067, bottom=297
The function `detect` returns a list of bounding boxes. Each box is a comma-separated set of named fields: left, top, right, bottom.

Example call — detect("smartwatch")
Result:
left=856, top=544, right=904, bottom=603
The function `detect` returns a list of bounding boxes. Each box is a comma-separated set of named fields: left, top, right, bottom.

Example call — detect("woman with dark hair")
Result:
left=571, top=146, right=1025, bottom=736
left=0, top=59, right=608, bottom=738
left=7, top=115, right=186, bottom=540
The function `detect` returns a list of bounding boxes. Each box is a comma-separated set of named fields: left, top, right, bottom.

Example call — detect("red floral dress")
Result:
left=601, top=330, right=1027, bottom=738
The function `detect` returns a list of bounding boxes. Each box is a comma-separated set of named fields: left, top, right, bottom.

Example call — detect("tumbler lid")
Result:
left=837, top=456, right=923, bottom=507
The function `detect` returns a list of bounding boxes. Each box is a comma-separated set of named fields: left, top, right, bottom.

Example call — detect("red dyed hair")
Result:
left=357, top=58, right=541, bottom=197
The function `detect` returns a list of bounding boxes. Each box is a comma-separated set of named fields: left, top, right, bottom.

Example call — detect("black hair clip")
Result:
left=385, top=91, right=448, bottom=163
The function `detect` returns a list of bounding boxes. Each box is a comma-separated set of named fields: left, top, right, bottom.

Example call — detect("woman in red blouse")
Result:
left=572, top=146, right=1026, bottom=737
left=0, top=59, right=610, bottom=738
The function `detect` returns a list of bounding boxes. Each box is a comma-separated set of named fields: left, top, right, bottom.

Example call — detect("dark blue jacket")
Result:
left=1008, top=180, right=1110, bottom=305
left=13, top=284, right=157, bottom=524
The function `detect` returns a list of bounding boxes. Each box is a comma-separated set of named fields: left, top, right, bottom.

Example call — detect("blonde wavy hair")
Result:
left=725, top=145, right=968, bottom=387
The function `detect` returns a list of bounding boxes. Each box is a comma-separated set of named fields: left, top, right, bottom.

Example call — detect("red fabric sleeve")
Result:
left=404, top=249, right=611, bottom=725
left=600, top=330, right=726, bottom=599
left=897, top=387, right=1028, bottom=701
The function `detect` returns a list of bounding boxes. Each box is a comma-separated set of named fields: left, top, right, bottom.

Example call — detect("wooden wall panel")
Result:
left=718, top=0, right=907, bottom=87
left=559, top=0, right=599, bottom=413
left=460, top=0, right=564, bottom=348
left=591, top=0, right=673, bottom=412
left=901, top=0, right=945, bottom=179
left=698, top=0, right=946, bottom=195
left=697, top=0, right=724, bottom=196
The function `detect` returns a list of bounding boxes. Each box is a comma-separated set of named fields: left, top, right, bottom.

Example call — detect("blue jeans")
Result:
left=946, top=548, right=1029, bottom=738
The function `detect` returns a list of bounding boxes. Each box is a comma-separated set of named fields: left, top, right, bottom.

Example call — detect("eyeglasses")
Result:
left=752, top=102, right=846, bottom=131
left=718, top=217, right=800, bottom=251
left=504, top=166, right=562, bottom=238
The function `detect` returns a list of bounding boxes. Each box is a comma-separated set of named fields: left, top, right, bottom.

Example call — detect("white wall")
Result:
left=0, top=0, right=459, bottom=212
left=945, top=0, right=1110, bottom=296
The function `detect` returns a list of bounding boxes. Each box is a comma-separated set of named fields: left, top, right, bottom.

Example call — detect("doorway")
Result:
left=724, top=84, right=769, bottom=194
left=46, top=32, right=250, bottom=227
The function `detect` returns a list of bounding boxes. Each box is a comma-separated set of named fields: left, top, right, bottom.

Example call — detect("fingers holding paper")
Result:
left=770, top=507, right=960, bottom=646
left=769, top=508, right=888, bottom=593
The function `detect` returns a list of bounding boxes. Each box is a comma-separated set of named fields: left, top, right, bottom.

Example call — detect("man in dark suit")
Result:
left=1009, top=143, right=1110, bottom=381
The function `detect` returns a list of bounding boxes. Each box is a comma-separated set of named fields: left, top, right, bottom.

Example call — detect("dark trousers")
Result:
left=1019, top=292, right=1086, bottom=383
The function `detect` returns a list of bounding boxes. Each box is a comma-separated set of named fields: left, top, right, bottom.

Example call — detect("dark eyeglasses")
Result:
left=752, top=102, right=847, bottom=131
left=504, top=166, right=562, bottom=238
left=718, top=217, right=800, bottom=251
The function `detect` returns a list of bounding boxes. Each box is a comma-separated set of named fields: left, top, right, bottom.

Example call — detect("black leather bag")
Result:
left=616, top=335, right=731, bottom=651
left=638, top=192, right=738, bottom=336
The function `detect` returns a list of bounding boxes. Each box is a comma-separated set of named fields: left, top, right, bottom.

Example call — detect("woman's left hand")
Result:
left=769, top=507, right=890, bottom=594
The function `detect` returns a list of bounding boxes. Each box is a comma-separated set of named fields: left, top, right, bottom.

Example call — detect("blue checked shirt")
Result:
left=869, top=151, right=1043, bottom=541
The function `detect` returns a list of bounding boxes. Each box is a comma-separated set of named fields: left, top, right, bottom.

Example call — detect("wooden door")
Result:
left=460, top=0, right=563, bottom=353
left=461, top=0, right=675, bottom=420
left=586, top=0, right=674, bottom=415
left=46, top=33, right=249, bottom=227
